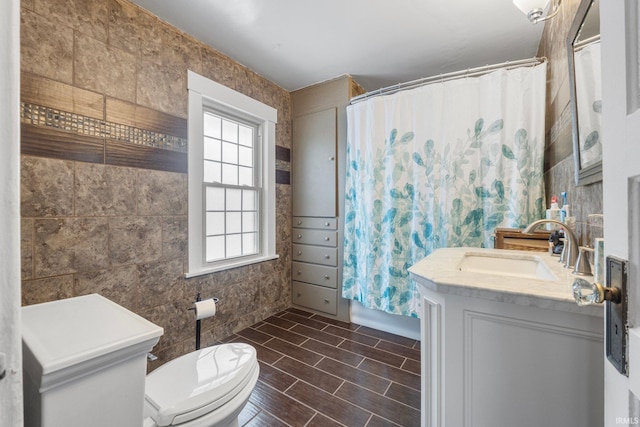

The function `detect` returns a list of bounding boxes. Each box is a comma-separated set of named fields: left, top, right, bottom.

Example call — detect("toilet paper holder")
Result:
left=188, top=293, right=220, bottom=351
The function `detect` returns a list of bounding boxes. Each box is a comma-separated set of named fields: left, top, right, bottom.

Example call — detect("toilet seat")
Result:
left=145, top=343, right=258, bottom=426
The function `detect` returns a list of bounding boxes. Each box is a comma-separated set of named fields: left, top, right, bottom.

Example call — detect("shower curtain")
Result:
left=342, top=63, right=547, bottom=317
left=574, top=41, right=602, bottom=168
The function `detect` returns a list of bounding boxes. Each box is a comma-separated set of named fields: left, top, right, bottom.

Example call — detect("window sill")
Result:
left=185, top=254, right=280, bottom=278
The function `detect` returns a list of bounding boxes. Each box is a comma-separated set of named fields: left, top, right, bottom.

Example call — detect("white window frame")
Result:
left=186, top=70, right=278, bottom=277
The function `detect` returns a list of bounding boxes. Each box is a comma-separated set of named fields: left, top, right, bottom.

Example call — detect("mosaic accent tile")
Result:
left=275, top=159, right=290, bottom=172
left=21, top=102, right=187, bottom=152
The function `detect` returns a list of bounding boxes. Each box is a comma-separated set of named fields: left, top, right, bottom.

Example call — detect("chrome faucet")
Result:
left=522, top=219, right=579, bottom=269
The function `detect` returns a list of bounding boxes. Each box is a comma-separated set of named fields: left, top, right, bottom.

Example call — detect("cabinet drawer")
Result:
left=292, top=244, right=338, bottom=266
left=292, top=229, right=337, bottom=247
left=292, top=281, right=337, bottom=315
left=292, top=262, right=338, bottom=288
left=293, top=217, right=337, bottom=230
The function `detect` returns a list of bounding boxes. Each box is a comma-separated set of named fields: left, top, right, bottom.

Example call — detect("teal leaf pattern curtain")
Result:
left=343, top=64, right=547, bottom=317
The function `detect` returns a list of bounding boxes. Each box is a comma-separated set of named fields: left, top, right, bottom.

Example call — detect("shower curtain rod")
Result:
left=574, top=34, right=600, bottom=51
left=350, top=57, right=546, bottom=105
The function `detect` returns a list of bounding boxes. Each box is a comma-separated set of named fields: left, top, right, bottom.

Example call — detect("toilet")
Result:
left=21, top=294, right=259, bottom=427
left=143, top=343, right=259, bottom=427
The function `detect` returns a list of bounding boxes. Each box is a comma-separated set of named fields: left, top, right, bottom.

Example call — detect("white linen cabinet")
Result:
left=291, top=76, right=363, bottom=322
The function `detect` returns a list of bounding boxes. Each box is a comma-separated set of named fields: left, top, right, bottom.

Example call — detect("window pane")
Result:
left=226, top=188, right=242, bottom=211
left=238, top=125, right=253, bottom=147
left=238, top=167, right=253, bottom=186
left=204, top=137, right=221, bottom=161
left=226, top=234, right=242, bottom=258
left=242, top=233, right=257, bottom=255
left=238, top=145, right=253, bottom=167
left=222, top=164, right=238, bottom=185
left=206, top=235, right=225, bottom=262
left=222, top=120, right=238, bottom=143
left=226, top=212, right=241, bottom=234
left=206, top=186, right=225, bottom=211
left=204, top=113, right=221, bottom=139
left=243, top=212, right=257, bottom=232
left=206, top=212, right=225, bottom=235
left=243, top=190, right=257, bottom=211
left=222, top=141, right=238, bottom=164
left=204, top=160, right=221, bottom=183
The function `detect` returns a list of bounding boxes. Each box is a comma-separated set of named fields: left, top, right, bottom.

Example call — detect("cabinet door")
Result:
left=292, top=108, right=337, bottom=217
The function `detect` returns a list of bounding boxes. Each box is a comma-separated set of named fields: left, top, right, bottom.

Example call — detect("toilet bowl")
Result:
left=21, top=294, right=259, bottom=427
left=144, top=343, right=259, bottom=427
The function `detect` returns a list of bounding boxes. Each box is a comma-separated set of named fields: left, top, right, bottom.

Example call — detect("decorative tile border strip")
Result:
left=276, top=159, right=290, bottom=172
left=21, top=102, right=187, bottom=153
left=275, top=146, right=291, bottom=185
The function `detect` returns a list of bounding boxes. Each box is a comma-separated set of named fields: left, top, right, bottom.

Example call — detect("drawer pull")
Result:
left=324, top=254, right=330, bottom=259
left=297, top=251, right=303, bottom=256
left=297, top=234, right=302, bottom=239
left=297, top=270, right=302, bottom=275
left=324, top=275, right=330, bottom=280
left=324, top=299, right=330, bottom=304
left=297, top=220, right=302, bottom=225
left=324, top=237, right=330, bottom=241
left=329, top=156, right=335, bottom=161
left=297, top=293, right=302, bottom=298
left=325, top=222, right=330, bottom=227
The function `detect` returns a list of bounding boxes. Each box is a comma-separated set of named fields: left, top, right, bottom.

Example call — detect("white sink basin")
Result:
left=458, top=251, right=558, bottom=281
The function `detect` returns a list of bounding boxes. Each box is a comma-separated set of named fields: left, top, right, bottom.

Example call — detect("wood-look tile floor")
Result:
left=221, top=308, right=421, bottom=427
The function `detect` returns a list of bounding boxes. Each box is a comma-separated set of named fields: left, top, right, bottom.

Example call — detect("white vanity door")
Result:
left=602, top=0, right=640, bottom=421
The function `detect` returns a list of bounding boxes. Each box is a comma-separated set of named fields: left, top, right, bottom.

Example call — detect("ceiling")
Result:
left=131, top=0, right=547, bottom=93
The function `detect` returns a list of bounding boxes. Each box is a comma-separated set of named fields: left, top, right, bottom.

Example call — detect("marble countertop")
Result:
left=408, top=247, right=603, bottom=317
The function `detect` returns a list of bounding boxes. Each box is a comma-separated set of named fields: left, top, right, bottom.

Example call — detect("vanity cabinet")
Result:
left=409, top=248, right=604, bottom=427
left=290, top=76, right=363, bottom=322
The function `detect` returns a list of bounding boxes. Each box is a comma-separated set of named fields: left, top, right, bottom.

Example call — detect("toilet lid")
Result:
left=145, top=343, right=257, bottom=426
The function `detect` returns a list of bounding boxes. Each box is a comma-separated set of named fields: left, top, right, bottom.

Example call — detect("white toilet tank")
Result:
left=22, top=294, right=164, bottom=427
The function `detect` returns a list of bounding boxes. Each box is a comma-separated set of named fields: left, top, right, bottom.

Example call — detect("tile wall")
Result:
left=537, top=0, right=603, bottom=246
left=20, top=0, right=292, bottom=369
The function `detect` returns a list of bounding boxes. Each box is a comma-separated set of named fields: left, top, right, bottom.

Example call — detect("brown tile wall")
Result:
left=20, top=0, right=293, bottom=369
left=537, top=0, right=603, bottom=246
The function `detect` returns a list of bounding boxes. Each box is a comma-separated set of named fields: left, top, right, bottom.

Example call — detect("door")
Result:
left=602, top=1, right=640, bottom=424
left=0, top=0, right=23, bottom=425
left=292, top=108, right=338, bottom=217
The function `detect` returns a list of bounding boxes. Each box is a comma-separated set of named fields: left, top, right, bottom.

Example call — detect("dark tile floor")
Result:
left=222, top=308, right=421, bottom=427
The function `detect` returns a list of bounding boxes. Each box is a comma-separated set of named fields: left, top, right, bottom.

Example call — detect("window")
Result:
left=187, top=71, right=278, bottom=277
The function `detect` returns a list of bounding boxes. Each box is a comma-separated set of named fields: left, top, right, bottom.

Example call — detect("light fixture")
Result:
left=513, top=0, right=562, bottom=24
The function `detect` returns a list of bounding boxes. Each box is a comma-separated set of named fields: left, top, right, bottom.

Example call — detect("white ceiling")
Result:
left=131, top=0, right=546, bottom=92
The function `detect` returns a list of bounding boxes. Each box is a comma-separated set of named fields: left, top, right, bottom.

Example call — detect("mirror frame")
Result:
left=567, top=0, right=602, bottom=186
